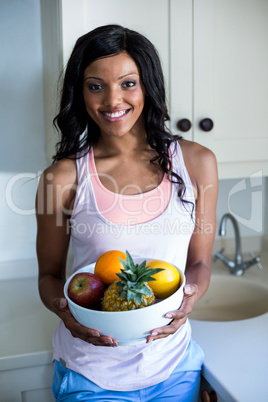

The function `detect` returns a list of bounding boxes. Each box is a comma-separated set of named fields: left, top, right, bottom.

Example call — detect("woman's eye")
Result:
left=122, top=80, right=136, bottom=89
left=88, top=84, right=103, bottom=91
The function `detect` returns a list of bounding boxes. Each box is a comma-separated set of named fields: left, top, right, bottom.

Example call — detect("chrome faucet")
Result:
left=214, top=213, right=263, bottom=276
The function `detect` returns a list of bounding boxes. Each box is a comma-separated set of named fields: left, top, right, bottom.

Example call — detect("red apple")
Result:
left=68, top=272, right=105, bottom=308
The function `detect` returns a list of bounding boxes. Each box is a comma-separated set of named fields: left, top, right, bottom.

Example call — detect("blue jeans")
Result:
left=52, top=339, right=204, bottom=402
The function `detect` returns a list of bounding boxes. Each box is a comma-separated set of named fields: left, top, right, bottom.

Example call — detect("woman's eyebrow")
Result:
left=84, top=72, right=139, bottom=81
left=84, top=75, right=104, bottom=81
left=118, top=72, right=139, bottom=79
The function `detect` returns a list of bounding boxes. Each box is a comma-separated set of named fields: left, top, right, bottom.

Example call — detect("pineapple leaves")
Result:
left=116, top=272, right=135, bottom=282
left=117, top=252, right=165, bottom=287
left=134, top=293, right=143, bottom=305
left=118, top=253, right=164, bottom=282
left=138, top=284, right=152, bottom=296
left=126, top=250, right=135, bottom=268
left=114, top=251, right=165, bottom=306
left=118, top=257, right=130, bottom=271
left=126, top=289, right=136, bottom=302
left=136, top=268, right=164, bottom=283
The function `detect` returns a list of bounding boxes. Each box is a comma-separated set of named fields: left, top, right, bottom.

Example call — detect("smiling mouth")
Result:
left=100, top=109, right=130, bottom=120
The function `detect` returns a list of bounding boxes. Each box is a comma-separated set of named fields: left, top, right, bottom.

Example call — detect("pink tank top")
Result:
left=53, top=142, right=196, bottom=391
left=88, top=147, right=172, bottom=224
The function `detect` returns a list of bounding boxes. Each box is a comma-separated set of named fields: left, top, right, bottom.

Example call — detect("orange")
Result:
left=146, top=259, right=180, bottom=299
left=94, top=250, right=126, bottom=286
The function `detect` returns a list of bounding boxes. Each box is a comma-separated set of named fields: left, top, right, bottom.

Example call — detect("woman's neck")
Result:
left=95, top=130, right=149, bottom=157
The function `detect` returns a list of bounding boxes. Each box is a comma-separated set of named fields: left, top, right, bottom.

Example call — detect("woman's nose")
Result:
left=103, top=86, right=122, bottom=107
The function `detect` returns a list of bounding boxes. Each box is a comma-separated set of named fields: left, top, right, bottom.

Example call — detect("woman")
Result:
left=36, top=24, right=218, bottom=401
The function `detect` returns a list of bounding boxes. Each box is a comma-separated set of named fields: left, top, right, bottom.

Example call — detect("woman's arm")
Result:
left=36, top=159, right=117, bottom=347
left=184, top=141, right=218, bottom=299
left=147, top=141, right=218, bottom=342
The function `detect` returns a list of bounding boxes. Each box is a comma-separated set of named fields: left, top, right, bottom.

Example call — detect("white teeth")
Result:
left=103, top=110, right=127, bottom=118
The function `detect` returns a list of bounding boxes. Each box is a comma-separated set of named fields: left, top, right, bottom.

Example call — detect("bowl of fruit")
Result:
left=64, top=250, right=185, bottom=346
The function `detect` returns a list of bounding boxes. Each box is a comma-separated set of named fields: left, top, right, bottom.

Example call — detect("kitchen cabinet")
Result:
left=199, top=376, right=223, bottom=402
left=41, top=0, right=268, bottom=178
left=0, top=364, right=54, bottom=402
left=190, top=0, right=268, bottom=179
left=0, top=275, right=59, bottom=402
left=172, top=0, right=268, bottom=179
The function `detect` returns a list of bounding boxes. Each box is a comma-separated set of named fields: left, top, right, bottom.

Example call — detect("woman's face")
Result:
left=83, top=51, right=146, bottom=140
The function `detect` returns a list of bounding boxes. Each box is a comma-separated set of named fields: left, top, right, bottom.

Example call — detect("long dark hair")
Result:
left=53, top=24, right=186, bottom=199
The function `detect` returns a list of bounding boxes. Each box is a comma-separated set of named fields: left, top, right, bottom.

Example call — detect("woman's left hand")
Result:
left=146, top=284, right=198, bottom=343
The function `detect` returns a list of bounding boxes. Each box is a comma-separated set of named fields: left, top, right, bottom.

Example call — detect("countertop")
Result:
left=0, top=252, right=267, bottom=401
left=190, top=250, right=268, bottom=401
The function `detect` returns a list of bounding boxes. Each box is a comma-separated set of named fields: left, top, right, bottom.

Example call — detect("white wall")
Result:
left=0, top=0, right=47, bottom=264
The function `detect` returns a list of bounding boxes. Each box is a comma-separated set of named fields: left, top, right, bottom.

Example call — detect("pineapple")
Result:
left=102, top=251, right=164, bottom=311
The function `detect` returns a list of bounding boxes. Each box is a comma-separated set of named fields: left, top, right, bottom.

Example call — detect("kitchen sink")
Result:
left=189, top=275, right=268, bottom=322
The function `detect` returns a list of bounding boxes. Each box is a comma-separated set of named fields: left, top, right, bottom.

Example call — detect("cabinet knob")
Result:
left=177, top=118, right=192, bottom=132
left=199, top=118, right=214, bottom=132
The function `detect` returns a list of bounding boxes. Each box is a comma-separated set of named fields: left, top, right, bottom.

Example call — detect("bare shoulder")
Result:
left=37, top=157, right=77, bottom=212
left=179, top=138, right=216, bottom=163
left=42, top=157, right=77, bottom=186
left=178, top=139, right=218, bottom=190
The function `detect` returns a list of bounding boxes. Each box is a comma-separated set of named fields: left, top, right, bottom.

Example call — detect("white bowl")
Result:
left=64, top=258, right=185, bottom=346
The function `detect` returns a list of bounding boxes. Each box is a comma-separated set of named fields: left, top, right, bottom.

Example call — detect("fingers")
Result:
left=147, top=283, right=199, bottom=343
left=67, top=316, right=117, bottom=346
left=184, top=284, right=195, bottom=295
left=147, top=316, right=188, bottom=342
left=147, top=311, right=185, bottom=342
left=55, top=285, right=199, bottom=346
left=184, top=283, right=198, bottom=298
left=59, top=298, right=68, bottom=309
left=54, top=297, right=118, bottom=346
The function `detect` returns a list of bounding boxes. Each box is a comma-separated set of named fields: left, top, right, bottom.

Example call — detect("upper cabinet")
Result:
left=41, top=0, right=268, bottom=179
left=170, top=0, right=268, bottom=179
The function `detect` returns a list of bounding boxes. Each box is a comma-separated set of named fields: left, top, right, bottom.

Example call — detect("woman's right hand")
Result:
left=53, top=297, right=118, bottom=347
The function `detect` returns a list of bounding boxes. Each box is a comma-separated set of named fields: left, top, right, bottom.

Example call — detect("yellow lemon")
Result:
left=146, top=259, right=180, bottom=299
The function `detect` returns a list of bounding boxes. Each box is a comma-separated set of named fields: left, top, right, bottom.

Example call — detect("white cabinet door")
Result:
left=169, top=0, right=193, bottom=137
left=60, top=0, right=170, bottom=88
left=193, top=0, right=268, bottom=178
left=0, top=363, right=54, bottom=402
